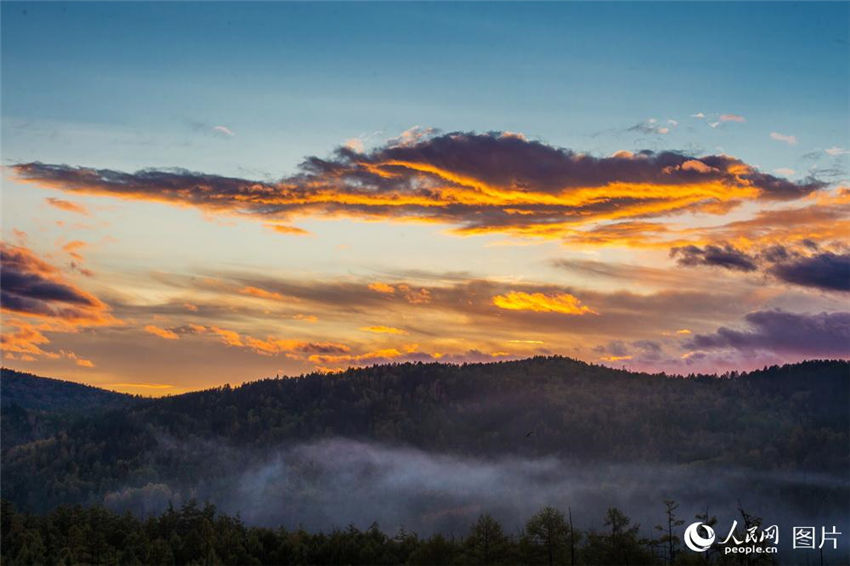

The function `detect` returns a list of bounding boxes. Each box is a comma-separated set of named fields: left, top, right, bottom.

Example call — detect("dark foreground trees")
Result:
left=1, top=499, right=778, bottom=566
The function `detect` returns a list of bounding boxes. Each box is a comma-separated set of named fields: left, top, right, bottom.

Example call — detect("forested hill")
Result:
left=1, top=369, right=137, bottom=412
left=134, top=357, right=848, bottom=459
left=1, top=357, right=848, bottom=513
left=1, top=368, right=141, bottom=451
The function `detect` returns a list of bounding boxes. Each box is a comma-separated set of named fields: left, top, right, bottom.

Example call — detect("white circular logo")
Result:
left=684, top=522, right=716, bottom=552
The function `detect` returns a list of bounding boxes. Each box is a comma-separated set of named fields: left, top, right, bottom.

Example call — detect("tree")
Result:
left=13, top=530, right=47, bottom=564
left=465, top=513, right=510, bottom=565
left=654, top=499, right=684, bottom=565
left=582, top=507, right=653, bottom=566
left=524, top=506, right=571, bottom=566
left=568, top=507, right=577, bottom=566
left=724, top=504, right=777, bottom=566
left=693, top=508, right=718, bottom=564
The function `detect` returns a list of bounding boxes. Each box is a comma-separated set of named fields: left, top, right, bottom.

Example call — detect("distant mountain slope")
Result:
left=1, top=368, right=142, bottom=454
left=1, top=357, right=848, bottom=512
left=1, top=368, right=137, bottom=412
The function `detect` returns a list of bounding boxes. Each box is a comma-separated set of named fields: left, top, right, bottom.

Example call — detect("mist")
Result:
left=103, top=438, right=850, bottom=545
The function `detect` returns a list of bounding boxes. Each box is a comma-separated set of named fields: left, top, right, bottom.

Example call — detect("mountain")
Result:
left=1, top=368, right=141, bottom=455
left=1, top=369, right=136, bottom=413
left=1, top=357, right=848, bottom=515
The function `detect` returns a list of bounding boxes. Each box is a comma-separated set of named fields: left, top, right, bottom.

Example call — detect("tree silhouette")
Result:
left=465, top=513, right=510, bottom=565
left=524, top=506, right=571, bottom=566
left=654, top=499, right=684, bottom=565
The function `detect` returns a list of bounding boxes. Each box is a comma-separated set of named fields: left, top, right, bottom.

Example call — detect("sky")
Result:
left=1, top=2, right=849, bottom=395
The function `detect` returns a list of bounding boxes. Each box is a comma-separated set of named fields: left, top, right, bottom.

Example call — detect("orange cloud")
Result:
left=11, top=133, right=822, bottom=247
left=360, top=325, right=408, bottom=335
left=264, top=223, right=311, bottom=236
left=1, top=319, right=53, bottom=357
left=60, top=350, right=95, bottom=368
left=144, top=324, right=180, bottom=340
left=560, top=221, right=674, bottom=248
left=0, top=242, right=115, bottom=325
left=62, top=240, right=87, bottom=261
left=308, top=347, right=405, bottom=366
left=45, top=197, right=89, bottom=215
left=553, top=186, right=850, bottom=251
left=1, top=243, right=119, bottom=365
left=194, top=324, right=350, bottom=357
left=208, top=326, right=244, bottom=347
left=492, top=291, right=596, bottom=315
left=397, top=284, right=431, bottom=304
left=368, top=282, right=396, bottom=294
left=366, top=281, right=431, bottom=303
left=693, top=192, right=850, bottom=250
left=600, top=355, right=632, bottom=362
left=0, top=243, right=120, bottom=332
left=239, top=286, right=286, bottom=301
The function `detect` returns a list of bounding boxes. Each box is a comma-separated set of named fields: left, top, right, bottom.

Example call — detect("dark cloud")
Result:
left=11, top=132, right=824, bottom=239
left=0, top=243, right=112, bottom=323
left=769, top=252, right=850, bottom=292
left=670, top=244, right=758, bottom=272
left=760, top=244, right=795, bottom=263
left=632, top=340, right=662, bottom=353
left=594, top=339, right=666, bottom=364
left=687, top=310, right=850, bottom=357
left=593, top=340, right=629, bottom=357
left=682, top=351, right=708, bottom=365
left=1, top=243, right=118, bottom=362
left=670, top=239, right=850, bottom=293
left=807, top=167, right=846, bottom=180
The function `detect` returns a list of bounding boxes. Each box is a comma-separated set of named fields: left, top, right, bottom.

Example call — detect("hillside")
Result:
left=0, top=369, right=141, bottom=454
left=1, top=369, right=136, bottom=412
left=1, top=357, right=848, bottom=515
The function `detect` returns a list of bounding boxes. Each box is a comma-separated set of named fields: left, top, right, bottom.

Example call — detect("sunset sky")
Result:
left=2, top=2, right=848, bottom=394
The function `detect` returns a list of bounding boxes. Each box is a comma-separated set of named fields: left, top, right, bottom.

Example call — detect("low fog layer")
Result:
left=104, top=438, right=849, bottom=544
